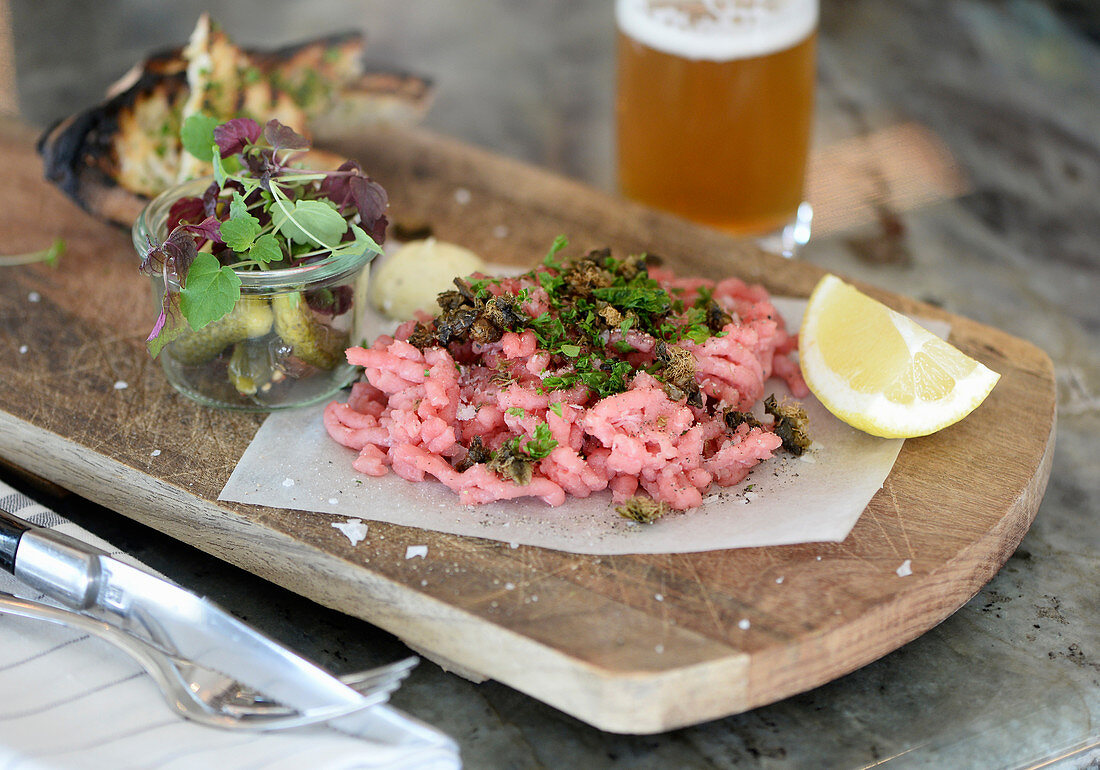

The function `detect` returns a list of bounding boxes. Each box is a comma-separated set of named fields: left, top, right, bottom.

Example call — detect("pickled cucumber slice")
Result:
left=169, top=297, right=274, bottom=366
left=271, top=293, right=349, bottom=370
left=227, top=339, right=276, bottom=396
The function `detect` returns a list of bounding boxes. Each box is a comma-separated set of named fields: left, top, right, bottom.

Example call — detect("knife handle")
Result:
left=0, top=508, right=32, bottom=573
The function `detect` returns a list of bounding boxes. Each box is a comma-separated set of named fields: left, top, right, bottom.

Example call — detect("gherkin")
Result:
left=227, top=339, right=276, bottom=395
left=169, top=297, right=273, bottom=366
left=271, top=293, right=349, bottom=370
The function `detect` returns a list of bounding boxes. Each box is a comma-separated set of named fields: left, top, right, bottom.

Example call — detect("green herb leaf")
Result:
left=592, top=283, right=670, bottom=313
left=541, top=374, right=577, bottom=391
left=549, top=402, right=563, bottom=418
left=543, top=235, right=568, bottom=267
left=211, top=146, right=230, bottom=187
left=684, top=325, right=712, bottom=345
left=506, top=407, right=526, bottom=417
left=180, top=252, right=242, bottom=330
left=328, top=224, right=383, bottom=261
left=272, top=197, right=348, bottom=247
left=181, top=113, right=220, bottom=162
left=521, top=422, right=558, bottom=459
left=219, top=193, right=261, bottom=252
left=228, top=191, right=251, bottom=220
left=248, top=233, right=283, bottom=264
left=559, top=344, right=581, bottom=357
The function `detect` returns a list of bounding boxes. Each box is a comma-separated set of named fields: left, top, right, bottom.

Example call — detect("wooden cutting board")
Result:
left=0, top=119, right=1055, bottom=734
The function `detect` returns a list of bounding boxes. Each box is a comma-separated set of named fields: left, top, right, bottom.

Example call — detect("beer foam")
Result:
left=616, top=0, right=818, bottom=61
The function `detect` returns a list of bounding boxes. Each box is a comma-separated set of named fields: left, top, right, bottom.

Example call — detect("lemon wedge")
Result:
left=799, top=274, right=1000, bottom=438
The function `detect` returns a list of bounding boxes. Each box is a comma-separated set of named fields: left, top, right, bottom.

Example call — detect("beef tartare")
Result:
left=324, top=240, right=809, bottom=517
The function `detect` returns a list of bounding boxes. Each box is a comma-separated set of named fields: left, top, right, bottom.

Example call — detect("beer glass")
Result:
left=615, top=0, right=818, bottom=253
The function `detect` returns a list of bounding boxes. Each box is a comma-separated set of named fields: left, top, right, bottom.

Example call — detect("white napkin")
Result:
left=0, top=480, right=462, bottom=770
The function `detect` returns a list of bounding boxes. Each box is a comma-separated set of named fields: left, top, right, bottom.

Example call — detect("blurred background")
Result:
left=5, top=1, right=1099, bottom=306
left=2, top=1, right=1097, bottom=768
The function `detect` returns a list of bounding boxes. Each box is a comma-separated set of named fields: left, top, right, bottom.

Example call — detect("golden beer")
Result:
left=616, top=0, right=817, bottom=237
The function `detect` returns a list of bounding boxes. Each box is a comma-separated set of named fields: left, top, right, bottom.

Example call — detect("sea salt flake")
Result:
left=655, top=593, right=664, bottom=602
left=655, top=644, right=664, bottom=654
left=776, top=576, right=784, bottom=584
left=27, top=292, right=40, bottom=303
left=896, top=559, right=913, bottom=577
left=150, top=449, right=161, bottom=457
left=454, top=187, right=471, bottom=205
left=492, top=224, right=509, bottom=238
left=332, top=518, right=368, bottom=546
left=282, top=478, right=295, bottom=487
left=738, top=618, right=751, bottom=630
left=328, top=498, right=339, bottom=505
left=18, top=345, right=28, bottom=354
left=509, top=542, right=519, bottom=549
left=406, top=545, right=428, bottom=559
left=113, top=381, right=128, bottom=390
left=505, top=582, right=515, bottom=591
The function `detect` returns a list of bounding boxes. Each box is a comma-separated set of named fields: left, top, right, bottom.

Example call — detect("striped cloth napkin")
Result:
left=0, top=480, right=461, bottom=770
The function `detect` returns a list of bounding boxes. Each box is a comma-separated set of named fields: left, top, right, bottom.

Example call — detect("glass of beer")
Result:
left=615, top=0, right=818, bottom=254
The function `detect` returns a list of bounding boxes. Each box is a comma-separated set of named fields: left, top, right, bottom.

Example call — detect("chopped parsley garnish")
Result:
left=485, top=422, right=559, bottom=485
left=411, top=238, right=730, bottom=402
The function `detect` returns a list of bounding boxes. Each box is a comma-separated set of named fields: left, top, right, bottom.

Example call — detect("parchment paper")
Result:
left=219, top=298, right=949, bottom=555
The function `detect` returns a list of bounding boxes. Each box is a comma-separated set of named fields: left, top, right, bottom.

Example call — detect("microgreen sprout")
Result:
left=1, top=238, right=64, bottom=268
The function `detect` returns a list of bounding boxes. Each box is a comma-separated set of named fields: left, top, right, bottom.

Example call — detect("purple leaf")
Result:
left=244, top=155, right=276, bottom=191
left=146, top=291, right=188, bottom=358
left=202, top=180, right=221, bottom=218
left=147, top=310, right=167, bottom=342
left=263, top=119, right=309, bottom=152
left=320, top=162, right=388, bottom=244
left=352, top=177, right=389, bottom=244
left=319, top=161, right=361, bottom=210
left=180, top=215, right=223, bottom=245
left=214, top=118, right=262, bottom=158
left=167, top=196, right=205, bottom=231
left=140, top=227, right=200, bottom=277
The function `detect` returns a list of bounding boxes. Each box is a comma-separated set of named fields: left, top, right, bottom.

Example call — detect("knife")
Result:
left=0, top=504, right=368, bottom=714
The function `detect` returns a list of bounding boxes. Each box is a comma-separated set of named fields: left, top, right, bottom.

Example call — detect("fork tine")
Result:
left=339, top=655, right=418, bottom=694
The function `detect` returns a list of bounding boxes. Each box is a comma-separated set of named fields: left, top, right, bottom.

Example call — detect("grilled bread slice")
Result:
left=39, top=14, right=433, bottom=227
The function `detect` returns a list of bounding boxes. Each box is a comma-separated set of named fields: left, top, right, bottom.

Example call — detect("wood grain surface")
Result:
left=0, top=120, right=1056, bottom=733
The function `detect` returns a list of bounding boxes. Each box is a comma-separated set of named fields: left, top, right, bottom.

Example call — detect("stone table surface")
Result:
left=4, top=0, right=1098, bottom=768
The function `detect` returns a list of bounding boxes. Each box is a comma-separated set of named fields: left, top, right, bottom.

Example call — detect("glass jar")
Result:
left=132, top=178, right=375, bottom=411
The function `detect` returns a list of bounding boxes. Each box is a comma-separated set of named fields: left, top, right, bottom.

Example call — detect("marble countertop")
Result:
left=5, top=0, right=1098, bottom=767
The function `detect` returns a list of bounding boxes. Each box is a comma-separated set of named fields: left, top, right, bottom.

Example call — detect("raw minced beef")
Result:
left=324, top=245, right=809, bottom=512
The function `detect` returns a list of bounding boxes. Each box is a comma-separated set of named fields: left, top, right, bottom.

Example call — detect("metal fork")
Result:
left=0, top=592, right=417, bottom=730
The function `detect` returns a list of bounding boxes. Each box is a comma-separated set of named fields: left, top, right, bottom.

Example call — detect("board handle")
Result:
left=0, top=508, right=31, bottom=573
